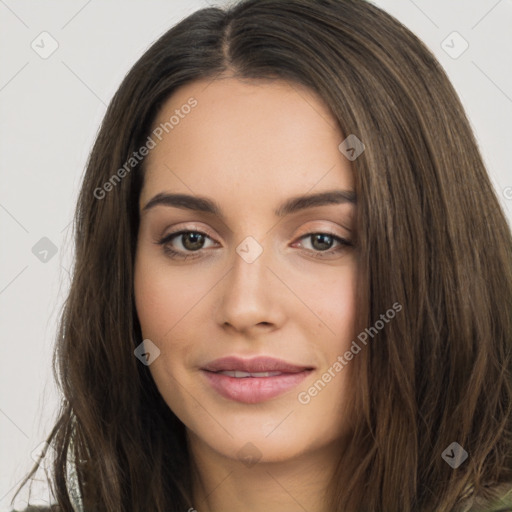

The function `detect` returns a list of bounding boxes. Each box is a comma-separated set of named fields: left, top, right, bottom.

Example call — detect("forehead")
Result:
left=140, top=77, right=354, bottom=210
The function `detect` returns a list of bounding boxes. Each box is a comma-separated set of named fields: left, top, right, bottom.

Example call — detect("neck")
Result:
left=187, top=434, right=344, bottom=512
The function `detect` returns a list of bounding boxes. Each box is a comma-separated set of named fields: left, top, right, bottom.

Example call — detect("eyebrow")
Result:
left=141, top=190, right=356, bottom=218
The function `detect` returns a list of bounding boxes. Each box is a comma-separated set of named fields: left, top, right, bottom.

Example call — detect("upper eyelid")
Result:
left=160, top=218, right=351, bottom=237
left=161, top=225, right=348, bottom=241
left=161, top=225, right=218, bottom=242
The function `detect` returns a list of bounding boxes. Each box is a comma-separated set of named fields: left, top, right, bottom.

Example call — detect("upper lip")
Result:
left=202, top=356, right=314, bottom=373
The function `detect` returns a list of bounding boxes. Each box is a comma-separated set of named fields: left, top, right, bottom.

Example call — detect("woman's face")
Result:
left=134, top=77, right=358, bottom=466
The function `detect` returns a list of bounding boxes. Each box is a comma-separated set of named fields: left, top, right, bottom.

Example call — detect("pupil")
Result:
left=313, top=234, right=332, bottom=251
left=184, top=233, right=204, bottom=250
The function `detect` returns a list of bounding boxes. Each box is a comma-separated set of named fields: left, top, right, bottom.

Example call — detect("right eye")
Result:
left=155, top=229, right=219, bottom=260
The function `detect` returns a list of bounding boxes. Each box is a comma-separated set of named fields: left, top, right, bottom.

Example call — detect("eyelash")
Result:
left=155, top=229, right=353, bottom=260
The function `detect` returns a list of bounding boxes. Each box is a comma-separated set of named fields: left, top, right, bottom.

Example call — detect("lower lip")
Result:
left=202, top=370, right=312, bottom=404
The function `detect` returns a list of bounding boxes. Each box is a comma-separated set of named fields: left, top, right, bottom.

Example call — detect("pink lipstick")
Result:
left=201, top=356, right=314, bottom=404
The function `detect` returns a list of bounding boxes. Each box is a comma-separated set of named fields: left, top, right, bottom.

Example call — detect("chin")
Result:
left=185, top=409, right=337, bottom=466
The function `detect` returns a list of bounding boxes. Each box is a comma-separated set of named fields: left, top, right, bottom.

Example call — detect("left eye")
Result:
left=292, top=233, right=352, bottom=258
left=295, top=232, right=351, bottom=254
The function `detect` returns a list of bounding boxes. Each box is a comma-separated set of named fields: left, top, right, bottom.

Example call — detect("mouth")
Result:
left=213, top=370, right=285, bottom=378
left=201, top=356, right=314, bottom=404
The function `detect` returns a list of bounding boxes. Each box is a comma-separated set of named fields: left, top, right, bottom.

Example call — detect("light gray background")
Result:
left=1, top=0, right=511, bottom=508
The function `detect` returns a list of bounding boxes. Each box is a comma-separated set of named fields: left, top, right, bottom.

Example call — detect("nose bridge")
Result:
left=217, top=234, right=281, bottom=330
left=230, top=234, right=270, bottom=297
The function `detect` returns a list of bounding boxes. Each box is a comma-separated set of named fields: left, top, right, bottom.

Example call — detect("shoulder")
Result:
left=10, top=507, right=60, bottom=512
left=455, top=481, right=512, bottom=512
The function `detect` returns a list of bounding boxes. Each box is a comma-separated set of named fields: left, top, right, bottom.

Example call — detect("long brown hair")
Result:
left=11, top=0, right=512, bottom=510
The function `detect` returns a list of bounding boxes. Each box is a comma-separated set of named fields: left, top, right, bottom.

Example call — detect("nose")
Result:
left=215, top=239, right=286, bottom=336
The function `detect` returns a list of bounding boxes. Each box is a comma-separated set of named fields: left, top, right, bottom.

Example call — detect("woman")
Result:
left=11, top=0, right=512, bottom=510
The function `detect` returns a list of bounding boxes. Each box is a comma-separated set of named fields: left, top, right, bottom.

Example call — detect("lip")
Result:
left=201, top=356, right=314, bottom=404
left=202, top=356, right=313, bottom=373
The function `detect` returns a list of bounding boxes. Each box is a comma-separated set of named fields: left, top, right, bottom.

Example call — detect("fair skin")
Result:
left=134, top=76, right=358, bottom=512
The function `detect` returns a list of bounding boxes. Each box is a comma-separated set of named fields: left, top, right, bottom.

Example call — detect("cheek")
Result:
left=134, top=257, right=196, bottom=406
left=134, top=270, right=169, bottom=341
left=333, top=279, right=358, bottom=344
left=295, top=263, right=358, bottom=350
left=133, top=252, right=218, bottom=392
left=134, top=255, right=205, bottom=341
